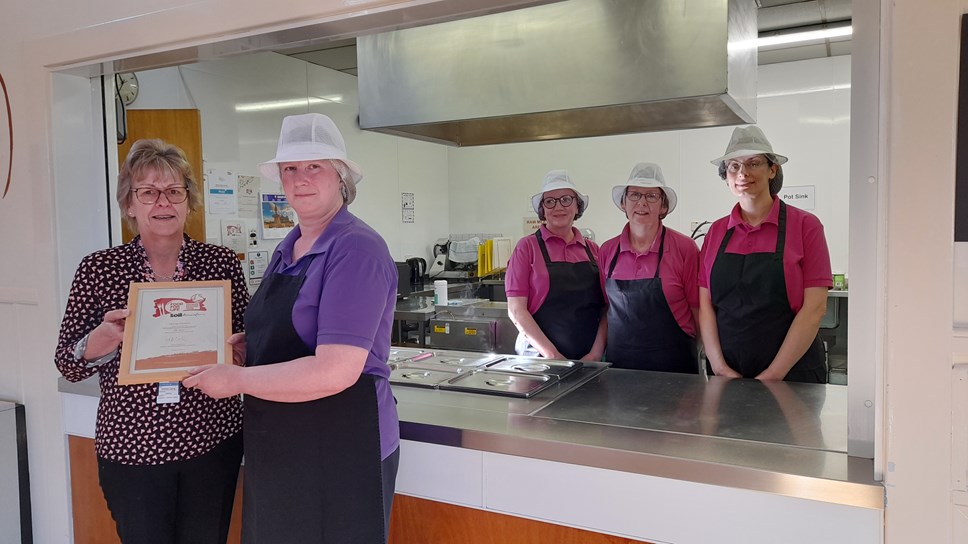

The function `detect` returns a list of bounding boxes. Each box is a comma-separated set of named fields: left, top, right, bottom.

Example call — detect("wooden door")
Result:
left=117, top=109, right=205, bottom=243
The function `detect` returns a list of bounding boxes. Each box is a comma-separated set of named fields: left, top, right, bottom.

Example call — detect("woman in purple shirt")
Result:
left=185, top=113, right=400, bottom=543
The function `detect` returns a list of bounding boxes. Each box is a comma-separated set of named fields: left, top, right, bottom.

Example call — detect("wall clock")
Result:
left=116, top=72, right=139, bottom=106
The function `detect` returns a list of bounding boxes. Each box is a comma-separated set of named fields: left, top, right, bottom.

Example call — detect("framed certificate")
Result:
left=118, top=280, right=232, bottom=385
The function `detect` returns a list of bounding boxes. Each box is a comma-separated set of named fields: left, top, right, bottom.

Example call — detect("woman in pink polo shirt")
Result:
left=699, top=126, right=832, bottom=383
left=506, top=170, right=607, bottom=361
left=599, top=163, right=701, bottom=373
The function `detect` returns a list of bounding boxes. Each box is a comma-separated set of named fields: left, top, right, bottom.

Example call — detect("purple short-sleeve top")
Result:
left=268, top=206, right=399, bottom=459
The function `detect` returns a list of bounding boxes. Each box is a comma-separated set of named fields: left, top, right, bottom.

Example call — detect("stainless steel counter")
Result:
left=58, top=362, right=882, bottom=511
left=393, top=367, right=881, bottom=510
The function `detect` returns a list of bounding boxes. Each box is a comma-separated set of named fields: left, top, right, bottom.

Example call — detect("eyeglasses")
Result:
left=725, top=157, right=770, bottom=174
left=133, top=186, right=189, bottom=205
left=626, top=191, right=663, bottom=203
left=541, top=195, right=576, bottom=209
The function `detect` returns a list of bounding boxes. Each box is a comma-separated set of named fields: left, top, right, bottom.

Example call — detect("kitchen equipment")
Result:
left=357, top=0, right=756, bottom=146
left=439, top=370, right=555, bottom=398
left=406, top=257, right=427, bottom=284
left=388, top=349, right=609, bottom=398
left=387, top=347, right=427, bottom=363
left=491, top=237, right=512, bottom=269
left=429, top=316, right=497, bottom=352
left=427, top=237, right=481, bottom=280
left=388, top=367, right=458, bottom=388
left=487, top=357, right=582, bottom=380
left=429, top=301, right=517, bottom=353
left=394, top=262, right=411, bottom=298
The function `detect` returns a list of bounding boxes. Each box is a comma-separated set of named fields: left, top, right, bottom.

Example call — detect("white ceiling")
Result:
left=282, top=0, right=853, bottom=74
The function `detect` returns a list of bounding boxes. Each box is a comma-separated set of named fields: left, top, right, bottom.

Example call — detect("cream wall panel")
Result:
left=881, top=0, right=964, bottom=541
left=395, top=439, right=484, bottom=507
left=482, top=451, right=881, bottom=544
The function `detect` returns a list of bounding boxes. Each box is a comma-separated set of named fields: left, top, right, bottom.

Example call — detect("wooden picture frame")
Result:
left=118, top=280, right=232, bottom=385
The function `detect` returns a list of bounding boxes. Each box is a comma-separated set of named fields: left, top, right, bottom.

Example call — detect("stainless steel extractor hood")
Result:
left=357, top=0, right=757, bottom=146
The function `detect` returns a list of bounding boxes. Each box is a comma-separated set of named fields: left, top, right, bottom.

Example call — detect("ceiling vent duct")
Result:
left=357, top=0, right=757, bottom=146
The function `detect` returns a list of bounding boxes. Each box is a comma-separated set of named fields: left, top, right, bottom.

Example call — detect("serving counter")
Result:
left=59, top=360, right=882, bottom=544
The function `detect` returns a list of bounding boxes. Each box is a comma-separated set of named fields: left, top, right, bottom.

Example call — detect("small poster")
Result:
left=777, top=185, right=816, bottom=210
left=523, top=215, right=543, bottom=235
left=205, top=169, right=238, bottom=215
left=260, top=193, right=297, bottom=239
left=402, top=192, right=415, bottom=224
left=220, top=219, right=247, bottom=258
left=247, top=250, right=270, bottom=287
left=237, top=175, right=260, bottom=218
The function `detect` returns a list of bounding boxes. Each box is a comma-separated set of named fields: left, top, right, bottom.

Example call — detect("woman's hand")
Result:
left=84, top=308, right=129, bottom=360
left=228, top=332, right=246, bottom=366
left=183, top=364, right=244, bottom=399
left=712, top=363, right=743, bottom=379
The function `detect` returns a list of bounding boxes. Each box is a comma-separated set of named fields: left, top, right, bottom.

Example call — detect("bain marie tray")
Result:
left=388, top=367, right=457, bottom=388
left=387, top=348, right=428, bottom=363
left=486, top=357, right=582, bottom=379
left=438, top=370, right=557, bottom=398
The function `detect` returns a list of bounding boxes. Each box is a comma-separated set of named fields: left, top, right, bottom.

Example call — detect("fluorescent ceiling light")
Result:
left=235, top=95, right=344, bottom=113
left=757, top=25, right=852, bottom=48
left=757, top=83, right=852, bottom=98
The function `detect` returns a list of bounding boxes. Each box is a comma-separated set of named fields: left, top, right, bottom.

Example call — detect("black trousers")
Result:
left=97, top=431, right=243, bottom=544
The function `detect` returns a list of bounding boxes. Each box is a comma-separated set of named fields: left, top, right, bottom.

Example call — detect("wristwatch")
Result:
left=73, top=333, right=91, bottom=362
left=73, top=332, right=118, bottom=367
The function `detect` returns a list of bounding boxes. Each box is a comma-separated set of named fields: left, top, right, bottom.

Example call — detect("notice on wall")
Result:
left=402, top=192, right=415, bottom=223
left=523, top=215, right=542, bottom=235
left=246, top=250, right=270, bottom=287
left=777, top=185, right=816, bottom=210
left=260, top=193, right=297, bottom=239
left=205, top=169, right=238, bottom=215
left=220, top=219, right=248, bottom=258
left=237, top=175, right=260, bottom=219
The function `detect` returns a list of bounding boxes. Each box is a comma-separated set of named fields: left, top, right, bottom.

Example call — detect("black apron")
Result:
left=604, top=226, right=697, bottom=373
left=242, top=256, right=386, bottom=543
left=709, top=202, right=827, bottom=383
left=519, top=229, right=606, bottom=360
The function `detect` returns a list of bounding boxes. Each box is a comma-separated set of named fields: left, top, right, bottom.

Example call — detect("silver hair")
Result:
left=330, top=159, right=351, bottom=203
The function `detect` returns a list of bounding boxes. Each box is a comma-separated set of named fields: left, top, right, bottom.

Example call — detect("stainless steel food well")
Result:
left=438, top=370, right=556, bottom=398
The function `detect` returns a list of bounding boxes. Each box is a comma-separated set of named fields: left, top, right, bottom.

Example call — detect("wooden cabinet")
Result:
left=389, top=495, right=650, bottom=544
left=67, top=436, right=242, bottom=544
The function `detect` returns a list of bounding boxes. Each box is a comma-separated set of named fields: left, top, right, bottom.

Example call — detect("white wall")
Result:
left=448, top=55, right=851, bottom=276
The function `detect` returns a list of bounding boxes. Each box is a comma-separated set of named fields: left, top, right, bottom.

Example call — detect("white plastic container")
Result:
left=434, top=280, right=449, bottom=306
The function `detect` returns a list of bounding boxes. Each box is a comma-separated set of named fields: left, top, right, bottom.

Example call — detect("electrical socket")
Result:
left=690, top=220, right=700, bottom=233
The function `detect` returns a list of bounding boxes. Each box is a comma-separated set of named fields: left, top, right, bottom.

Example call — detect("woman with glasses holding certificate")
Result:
left=184, top=113, right=399, bottom=544
left=54, top=139, right=249, bottom=544
left=699, top=126, right=831, bottom=383
left=598, top=163, right=701, bottom=373
left=506, top=170, right=606, bottom=362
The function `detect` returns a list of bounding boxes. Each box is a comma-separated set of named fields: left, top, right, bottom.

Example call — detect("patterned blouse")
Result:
left=55, top=235, right=249, bottom=465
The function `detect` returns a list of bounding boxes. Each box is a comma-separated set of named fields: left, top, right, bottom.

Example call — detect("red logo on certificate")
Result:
left=152, top=294, right=207, bottom=317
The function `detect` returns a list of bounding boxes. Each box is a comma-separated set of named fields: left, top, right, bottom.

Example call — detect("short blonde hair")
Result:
left=117, top=139, right=201, bottom=231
